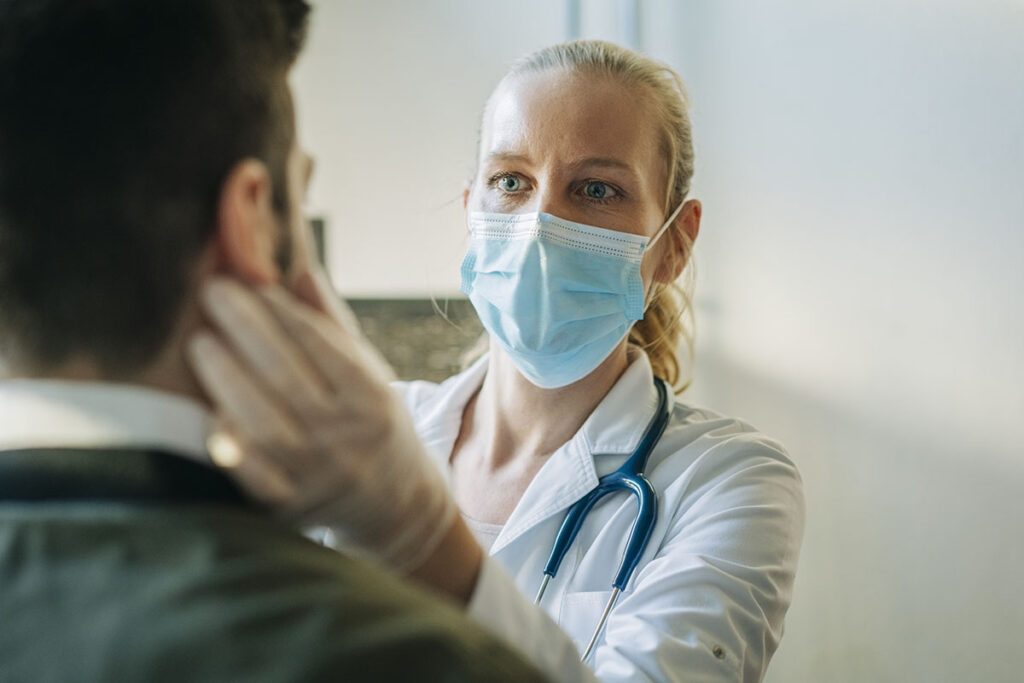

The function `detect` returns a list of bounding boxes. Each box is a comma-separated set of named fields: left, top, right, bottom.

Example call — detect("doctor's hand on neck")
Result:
left=186, top=270, right=485, bottom=604
left=183, top=157, right=484, bottom=603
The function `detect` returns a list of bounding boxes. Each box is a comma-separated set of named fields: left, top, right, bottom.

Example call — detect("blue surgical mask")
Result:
left=460, top=204, right=685, bottom=389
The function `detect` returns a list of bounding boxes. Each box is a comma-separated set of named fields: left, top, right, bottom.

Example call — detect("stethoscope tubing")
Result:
left=534, top=377, right=673, bottom=661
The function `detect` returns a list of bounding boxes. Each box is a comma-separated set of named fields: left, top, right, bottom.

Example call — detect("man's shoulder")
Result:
left=194, top=513, right=546, bottom=681
left=0, top=504, right=546, bottom=682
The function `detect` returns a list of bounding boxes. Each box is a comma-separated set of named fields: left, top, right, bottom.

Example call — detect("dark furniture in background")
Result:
left=347, top=298, right=483, bottom=383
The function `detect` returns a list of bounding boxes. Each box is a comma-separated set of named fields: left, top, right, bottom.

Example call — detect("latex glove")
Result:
left=186, top=272, right=458, bottom=573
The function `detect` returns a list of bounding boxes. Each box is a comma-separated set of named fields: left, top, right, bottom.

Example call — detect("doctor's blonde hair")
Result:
left=468, top=40, right=697, bottom=392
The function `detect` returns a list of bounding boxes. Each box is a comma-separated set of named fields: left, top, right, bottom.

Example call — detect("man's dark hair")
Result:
left=0, top=0, right=311, bottom=375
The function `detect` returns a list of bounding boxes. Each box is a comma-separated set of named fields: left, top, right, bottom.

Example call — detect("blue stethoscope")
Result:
left=533, top=377, right=673, bottom=661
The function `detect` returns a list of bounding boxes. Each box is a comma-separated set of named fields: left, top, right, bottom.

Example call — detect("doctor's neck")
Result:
left=472, top=343, right=634, bottom=468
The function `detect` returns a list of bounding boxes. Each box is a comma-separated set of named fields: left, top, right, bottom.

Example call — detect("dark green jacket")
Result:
left=0, top=448, right=546, bottom=683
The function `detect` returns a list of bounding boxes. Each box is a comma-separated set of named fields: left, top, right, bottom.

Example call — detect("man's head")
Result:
left=0, top=0, right=312, bottom=378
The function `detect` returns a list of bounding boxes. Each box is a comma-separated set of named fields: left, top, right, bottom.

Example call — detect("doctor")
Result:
left=190, top=40, right=804, bottom=683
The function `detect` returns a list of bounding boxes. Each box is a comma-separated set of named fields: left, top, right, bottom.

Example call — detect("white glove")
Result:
left=187, top=272, right=458, bottom=572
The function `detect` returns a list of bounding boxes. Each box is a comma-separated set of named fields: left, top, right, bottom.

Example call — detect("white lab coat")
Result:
left=395, top=352, right=805, bottom=683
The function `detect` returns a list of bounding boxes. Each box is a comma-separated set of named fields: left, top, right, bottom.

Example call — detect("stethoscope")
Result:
left=533, top=377, right=673, bottom=661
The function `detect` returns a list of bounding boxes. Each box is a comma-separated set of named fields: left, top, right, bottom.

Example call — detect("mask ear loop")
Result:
left=646, top=201, right=687, bottom=251
left=642, top=201, right=688, bottom=312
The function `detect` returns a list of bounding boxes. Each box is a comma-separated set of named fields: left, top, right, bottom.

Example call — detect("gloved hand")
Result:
left=186, top=271, right=458, bottom=573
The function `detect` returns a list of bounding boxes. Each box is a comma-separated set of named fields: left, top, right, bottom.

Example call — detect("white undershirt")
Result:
left=460, top=511, right=504, bottom=553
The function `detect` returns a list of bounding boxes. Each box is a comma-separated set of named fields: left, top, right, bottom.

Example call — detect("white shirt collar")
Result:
left=0, top=380, right=212, bottom=463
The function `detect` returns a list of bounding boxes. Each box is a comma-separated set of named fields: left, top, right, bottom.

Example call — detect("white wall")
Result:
left=293, top=1, right=1024, bottom=680
left=647, top=1, right=1024, bottom=681
left=659, top=0, right=1024, bottom=464
left=291, top=0, right=565, bottom=296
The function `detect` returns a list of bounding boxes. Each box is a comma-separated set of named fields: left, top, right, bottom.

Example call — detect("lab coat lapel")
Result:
left=489, top=353, right=661, bottom=556
left=405, top=356, right=491, bottom=484
left=489, top=434, right=600, bottom=556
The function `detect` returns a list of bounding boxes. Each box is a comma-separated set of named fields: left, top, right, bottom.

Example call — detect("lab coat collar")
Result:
left=577, top=350, right=661, bottom=457
left=410, top=353, right=491, bottom=447
left=420, top=350, right=662, bottom=555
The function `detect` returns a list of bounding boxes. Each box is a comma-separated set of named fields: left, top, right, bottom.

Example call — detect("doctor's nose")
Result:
left=534, top=187, right=577, bottom=222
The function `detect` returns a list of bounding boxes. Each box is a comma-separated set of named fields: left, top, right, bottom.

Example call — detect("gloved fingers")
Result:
left=189, top=273, right=460, bottom=572
left=187, top=331, right=314, bottom=476
left=206, top=424, right=296, bottom=507
left=260, top=284, right=397, bottom=392
left=309, top=461, right=460, bottom=573
left=206, top=419, right=364, bottom=524
left=289, top=265, right=363, bottom=334
left=199, top=278, right=335, bottom=420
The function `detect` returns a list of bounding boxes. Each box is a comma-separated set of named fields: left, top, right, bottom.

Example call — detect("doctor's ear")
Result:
left=215, top=159, right=281, bottom=286
left=462, top=182, right=471, bottom=210
left=654, top=199, right=702, bottom=283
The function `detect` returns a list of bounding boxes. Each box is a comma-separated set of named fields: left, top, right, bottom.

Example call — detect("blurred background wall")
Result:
left=292, top=1, right=1024, bottom=681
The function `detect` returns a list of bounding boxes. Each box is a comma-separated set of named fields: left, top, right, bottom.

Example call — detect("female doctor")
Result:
left=190, top=40, right=805, bottom=683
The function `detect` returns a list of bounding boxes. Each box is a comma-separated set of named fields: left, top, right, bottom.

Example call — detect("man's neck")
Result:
left=4, top=312, right=210, bottom=409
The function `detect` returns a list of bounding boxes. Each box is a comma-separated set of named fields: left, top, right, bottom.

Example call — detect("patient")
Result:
left=0, top=1, right=544, bottom=681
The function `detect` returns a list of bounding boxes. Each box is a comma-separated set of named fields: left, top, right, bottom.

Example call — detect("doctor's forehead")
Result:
left=479, top=69, right=660, bottom=175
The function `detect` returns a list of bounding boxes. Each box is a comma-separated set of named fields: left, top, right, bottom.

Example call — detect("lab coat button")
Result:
left=712, top=645, right=726, bottom=660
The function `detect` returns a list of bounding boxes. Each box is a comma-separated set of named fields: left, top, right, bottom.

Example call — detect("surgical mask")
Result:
left=460, top=204, right=685, bottom=389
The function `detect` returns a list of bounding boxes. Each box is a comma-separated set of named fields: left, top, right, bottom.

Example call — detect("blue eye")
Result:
left=583, top=181, right=618, bottom=200
left=498, top=174, right=523, bottom=192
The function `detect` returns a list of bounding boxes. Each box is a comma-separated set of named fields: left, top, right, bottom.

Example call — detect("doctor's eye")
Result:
left=580, top=180, right=621, bottom=203
left=490, top=173, right=528, bottom=193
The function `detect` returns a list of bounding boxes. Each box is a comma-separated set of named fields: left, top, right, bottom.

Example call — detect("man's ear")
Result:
left=462, top=182, right=471, bottom=210
left=655, top=199, right=702, bottom=283
left=215, top=159, right=281, bottom=286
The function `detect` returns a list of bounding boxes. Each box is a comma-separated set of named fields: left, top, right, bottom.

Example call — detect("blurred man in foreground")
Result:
left=0, top=1, right=544, bottom=680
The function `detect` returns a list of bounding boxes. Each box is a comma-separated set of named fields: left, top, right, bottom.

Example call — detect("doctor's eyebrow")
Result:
left=482, top=150, right=531, bottom=167
left=483, top=151, right=640, bottom=180
left=567, top=157, right=641, bottom=181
